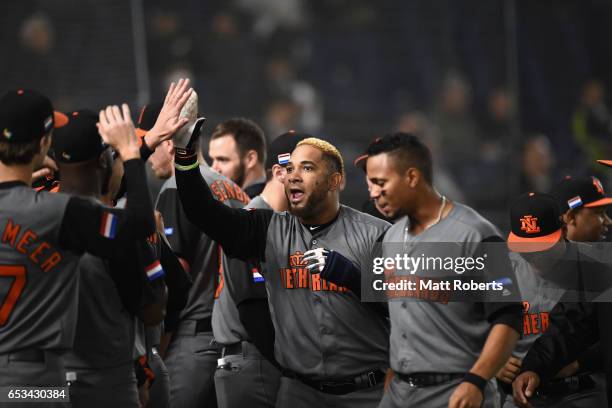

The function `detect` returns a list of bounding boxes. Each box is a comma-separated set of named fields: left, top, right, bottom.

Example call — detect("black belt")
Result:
left=537, top=374, right=596, bottom=397
left=397, top=372, right=465, bottom=387
left=4, top=349, right=46, bottom=362
left=195, top=317, right=212, bottom=333
left=283, top=369, right=385, bottom=395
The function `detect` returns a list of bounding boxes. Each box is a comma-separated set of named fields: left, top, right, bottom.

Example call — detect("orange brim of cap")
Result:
left=353, top=154, right=368, bottom=169
left=135, top=128, right=147, bottom=138
left=54, top=111, right=69, bottom=128
left=585, top=197, right=612, bottom=208
left=597, top=160, right=612, bottom=168
left=507, top=228, right=563, bottom=253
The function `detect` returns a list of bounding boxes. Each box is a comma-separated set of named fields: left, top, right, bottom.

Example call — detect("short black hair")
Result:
left=211, top=118, right=266, bottom=165
left=0, top=135, right=45, bottom=165
left=366, top=132, right=433, bottom=184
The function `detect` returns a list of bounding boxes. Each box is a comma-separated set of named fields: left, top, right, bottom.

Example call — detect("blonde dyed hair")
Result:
left=296, top=137, right=345, bottom=176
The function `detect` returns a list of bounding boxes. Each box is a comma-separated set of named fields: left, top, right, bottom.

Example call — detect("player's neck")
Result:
left=300, top=198, right=340, bottom=225
left=241, top=165, right=266, bottom=190
left=408, top=187, right=450, bottom=234
left=0, top=161, right=35, bottom=186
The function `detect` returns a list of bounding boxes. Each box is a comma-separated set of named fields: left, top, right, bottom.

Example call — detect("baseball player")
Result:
left=363, top=133, right=521, bottom=408
left=213, top=131, right=307, bottom=408
left=154, top=91, right=251, bottom=408
left=507, top=177, right=611, bottom=408
left=0, top=90, right=156, bottom=390
left=496, top=192, right=573, bottom=408
left=173, top=123, right=391, bottom=407
left=208, top=118, right=268, bottom=198
left=512, top=158, right=612, bottom=408
left=50, top=109, right=167, bottom=408
left=132, top=97, right=194, bottom=408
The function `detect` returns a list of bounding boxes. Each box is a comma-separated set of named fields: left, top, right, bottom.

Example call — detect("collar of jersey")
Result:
left=301, top=209, right=341, bottom=235
left=0, top=180, right=29, bottom=190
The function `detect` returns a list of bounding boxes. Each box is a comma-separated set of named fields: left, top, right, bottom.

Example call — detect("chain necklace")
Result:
left=404, top=195, right=447, bottom=244
left=424, top=195, right=447, bottom=230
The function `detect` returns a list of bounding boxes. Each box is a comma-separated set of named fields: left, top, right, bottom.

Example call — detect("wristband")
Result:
left=462, top=372, right=487, bottom=393
left=174, top=161, right=199, bottom=171
left=174, top=146, right=198, bottom=171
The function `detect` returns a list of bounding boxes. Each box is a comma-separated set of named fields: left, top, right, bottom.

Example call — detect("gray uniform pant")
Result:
left=214, top=341, right=281, bottom=408
left=0, top=351, right=68, bottom=408
left=66, top=362, right=139, bottom=408
left=502, top=373, right=607, bottom=408
left=165, top=321, right=219, bottom=408
left=147, top=347, right=170, bottom=408
left=378, top=376, right=500, bottom=408
left=275, top=375, right=384, bottom=408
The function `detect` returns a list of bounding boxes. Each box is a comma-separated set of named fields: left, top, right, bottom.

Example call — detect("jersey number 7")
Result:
left=0, top=265, right=26, bottom=327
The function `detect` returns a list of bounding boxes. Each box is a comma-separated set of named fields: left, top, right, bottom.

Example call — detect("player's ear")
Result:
left=273, top=164, right=286, bottom=183
left=562, top=209, right=577, bottom=226
left=405, top=167, right=420, bottom=188
left=243, top=149, right=258, bottom=170
left=328, top=172, right=342, bottom=191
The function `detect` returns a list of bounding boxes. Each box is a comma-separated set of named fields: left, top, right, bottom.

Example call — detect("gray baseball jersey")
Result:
left=383, top=203, right=509, bottom=374
left=262, top=205, right=390, bottom=378
left=509, top=252, right=565, bottom=360
left=0, top=186, right=79, bottom=353
left=64, top=254, right=135, bottom=368
left=155, top=165, right=249, bottom=323
left=174, top=161, right=391, bottom=379
left=155, top=166, right=249, bottom=320
left=212, top=195, right=270, bottom=345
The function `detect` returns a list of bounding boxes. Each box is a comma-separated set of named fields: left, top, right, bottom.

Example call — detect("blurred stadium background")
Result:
left=1, top=0, right=612, bottom=229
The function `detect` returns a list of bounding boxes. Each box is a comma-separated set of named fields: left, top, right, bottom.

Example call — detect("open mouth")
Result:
left=289, top=188, right=305, bottom=204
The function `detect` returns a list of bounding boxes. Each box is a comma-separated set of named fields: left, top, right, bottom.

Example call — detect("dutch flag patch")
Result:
left=567, top=196, right=583, bottom=209
left=252, top=267, right=265, bottom=283
left=100, top=212, right=117, bottom=239
left=145, top=260, right=165, bottom=281
left=278, top=153, right=290, bottom=165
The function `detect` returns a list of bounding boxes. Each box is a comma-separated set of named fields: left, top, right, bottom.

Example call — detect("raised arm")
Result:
left=173, top=148, right=272, bottom=262
left=59, top=104, right=156, bottom=259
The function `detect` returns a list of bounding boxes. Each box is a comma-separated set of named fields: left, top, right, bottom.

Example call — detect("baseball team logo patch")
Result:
left=520, top=215, right=540, bottom=234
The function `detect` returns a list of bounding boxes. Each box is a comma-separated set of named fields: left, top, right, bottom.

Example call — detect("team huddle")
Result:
left=0, top=79, right=611, bottom=408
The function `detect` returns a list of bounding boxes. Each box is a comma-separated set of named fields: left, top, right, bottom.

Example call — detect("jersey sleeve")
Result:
left=58, top=159, right=156, bottom=260
left=174, top=150, right=273, bottom=262
left=160, top=234, right=193, bottom=331
left=477, top=235, right=523, bottom=334
left=223, top=256, right=267, bottom=306
left=521, top=301, right=599, bottom=383
left=155, top=186, right=200, bottom=262
left=106, top=237, right=166, bottom=321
